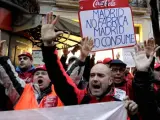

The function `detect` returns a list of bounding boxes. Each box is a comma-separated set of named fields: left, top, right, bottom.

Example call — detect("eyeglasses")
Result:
left=111, top=68, right=125, bottom=73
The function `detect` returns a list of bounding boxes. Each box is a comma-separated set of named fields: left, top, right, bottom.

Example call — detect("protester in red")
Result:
left=40, top=12, right=139, bottom=119
left=14, top=65, right=63, bottom=109
left=16, top=52, right=35, bottom=83
left=125, top=70, right=134, bottom=81
left=110, top=60, right=134, bottom=100
left=0, top=58, right=63, bottom=110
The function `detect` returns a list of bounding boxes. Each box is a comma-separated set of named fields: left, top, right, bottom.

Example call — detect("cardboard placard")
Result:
left=78, top=0, right=136, bottom=52
left=32, top=50, right=44, bottom=65
left=122, top=47, right=135, bottom=67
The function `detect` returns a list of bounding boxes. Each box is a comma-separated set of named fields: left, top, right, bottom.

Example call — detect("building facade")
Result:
left=0, top=0, right=40, bottom=65
left=38, top=0, right=158, bottom=63
left=39, top=0, right=155, bottom=41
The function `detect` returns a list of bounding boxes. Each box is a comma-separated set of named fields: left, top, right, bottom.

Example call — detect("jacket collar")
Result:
left=86, top=86, right=126, bottom=102
left=16, top=65, right=35, bottom=73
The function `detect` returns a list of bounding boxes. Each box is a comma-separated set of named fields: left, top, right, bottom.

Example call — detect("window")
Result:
left=129, top=0, right=147, bottom=8
left=134, top=24, right=143, bottom=43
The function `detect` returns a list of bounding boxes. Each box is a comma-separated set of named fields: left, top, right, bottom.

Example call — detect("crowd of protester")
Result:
left=0, top=12, right=160, bottom=120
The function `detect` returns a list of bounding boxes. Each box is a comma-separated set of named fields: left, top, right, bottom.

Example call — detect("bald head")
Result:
left=91, top=63, right=111, bottom=75
left=89, top=63, right=112, bottom=97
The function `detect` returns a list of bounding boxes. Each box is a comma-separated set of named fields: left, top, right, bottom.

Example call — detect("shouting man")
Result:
left=40, top=12, right=139, bottom=119
left=0, top=57, right=63, bottom=110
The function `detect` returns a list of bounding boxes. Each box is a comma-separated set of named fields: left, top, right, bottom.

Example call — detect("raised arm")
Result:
left=66, top=44, right=91, bottom=85
left=0, top=56, right=25, bottom=105
left=67, top=58, right=85, bottom=85
left=41, top=12, right=93, bottom=105
left=41, top=12, right=81, bottom=105
left=42, top=45, right=81, bottom=105
left=0, top=40, right=25, bottom=106
left=132, top=41, right=160, bottom=119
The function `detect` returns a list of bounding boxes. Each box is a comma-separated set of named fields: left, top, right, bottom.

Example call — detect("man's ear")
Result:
left=108, top=77, right=113, bottom=85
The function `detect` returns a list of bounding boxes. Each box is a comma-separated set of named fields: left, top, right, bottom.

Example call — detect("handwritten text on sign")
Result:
left=79, top=7, right=136, bottom=51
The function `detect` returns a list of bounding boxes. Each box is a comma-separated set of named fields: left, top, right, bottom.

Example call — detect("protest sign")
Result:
left=122, top=47, right=135, bottom=67
left=32, top=50, right=44, bottom=65
left=0, top=102, right=127, bottom=120
left=78, top=0, right=136, bottom=52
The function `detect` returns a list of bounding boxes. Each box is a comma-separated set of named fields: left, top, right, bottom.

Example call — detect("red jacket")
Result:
left=16, top=66, right=35, bottom=83
left=126, top=72, right=134, bottom=80
left=41, top=46, right=122, bottom=104
left=41, top=46, right=139, bottom=119
left=115, top=78, right=134, bottom=100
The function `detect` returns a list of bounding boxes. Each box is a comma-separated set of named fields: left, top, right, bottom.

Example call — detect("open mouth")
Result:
left=114, top=77, right=122, bottom=84
left=115, top=77, right=121, bottom=80
left=38, top=79, right=43, bottom=84
left=93, top=84, right=101, bottom=89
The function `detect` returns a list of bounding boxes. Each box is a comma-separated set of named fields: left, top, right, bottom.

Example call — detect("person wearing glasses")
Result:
left=110, top=60, right=134, bottom=100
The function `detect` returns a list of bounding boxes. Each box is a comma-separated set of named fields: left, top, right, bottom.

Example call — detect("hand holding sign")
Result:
left=41, top=12, right=63, bottom=46
left=124, top=96, right=138, bottom=116
left=79, top=37, right=94, bottom=61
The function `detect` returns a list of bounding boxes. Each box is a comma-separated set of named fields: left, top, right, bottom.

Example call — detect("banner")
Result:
left=0, top=102, right=127, bottom=120
left=78, top=0, right=136, bottom=52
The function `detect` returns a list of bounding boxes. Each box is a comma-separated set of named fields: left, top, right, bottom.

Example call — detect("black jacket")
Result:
left=0, top=84, right=13, bottom=111
left=133, top=70, right=160, bottom=120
